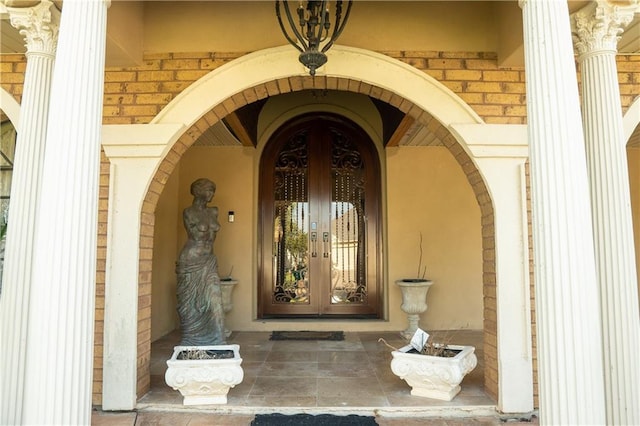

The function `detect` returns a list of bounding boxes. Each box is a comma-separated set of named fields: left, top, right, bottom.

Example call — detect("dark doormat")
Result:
left=251, top=413, right=377, bottom=425
left=269, top=331, right=345, bottom=341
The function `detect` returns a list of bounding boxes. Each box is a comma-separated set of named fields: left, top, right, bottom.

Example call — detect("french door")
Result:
left=259, top=114, right=382, bottom=318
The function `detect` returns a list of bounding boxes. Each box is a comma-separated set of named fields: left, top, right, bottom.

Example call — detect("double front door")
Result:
left=259, top=114, right=382, bottom=318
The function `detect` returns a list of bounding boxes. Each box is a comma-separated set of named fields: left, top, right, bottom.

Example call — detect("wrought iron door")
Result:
left=259, top=114, right=381, bottom=317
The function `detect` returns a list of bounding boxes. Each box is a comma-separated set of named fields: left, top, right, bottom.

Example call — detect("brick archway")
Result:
left=135, top=75, right=498, bottom=402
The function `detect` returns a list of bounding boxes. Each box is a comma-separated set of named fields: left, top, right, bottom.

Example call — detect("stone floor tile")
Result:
left=250, top=376, right=318, bottom=397
left=91, top=411, right=137, bottom=426
left=259, top=360, right=319, bottom=377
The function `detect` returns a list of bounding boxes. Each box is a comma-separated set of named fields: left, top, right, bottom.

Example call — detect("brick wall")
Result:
left=1, top=50, right=639, bottom=408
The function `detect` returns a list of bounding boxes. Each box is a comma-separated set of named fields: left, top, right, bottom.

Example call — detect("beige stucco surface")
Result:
left=143, top=1, right=498, bottom=55
left=150, top=144, right=483, bottom=339
left=386, top=146, right=484, bottom=330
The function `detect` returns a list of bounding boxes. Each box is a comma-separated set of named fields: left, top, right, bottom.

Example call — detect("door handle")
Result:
left=323, top=232, right=329, bottom=258
left=311, top=232, right=318, bottom=257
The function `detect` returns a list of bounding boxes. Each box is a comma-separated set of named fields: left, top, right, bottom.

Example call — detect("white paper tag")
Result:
left=410, top=328, right=430, bottom=352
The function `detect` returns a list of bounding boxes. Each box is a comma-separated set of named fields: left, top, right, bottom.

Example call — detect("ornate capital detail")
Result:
left=7, top=0, right=60, bottom=57
left=572, top=1, right=638, bottom=58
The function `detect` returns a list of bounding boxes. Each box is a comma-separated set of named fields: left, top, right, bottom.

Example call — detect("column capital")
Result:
left=6, top=0, right=60, bottom=57
left=572, top=1, right=638, bottom=59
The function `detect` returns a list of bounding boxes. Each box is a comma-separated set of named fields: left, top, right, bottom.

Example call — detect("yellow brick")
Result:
left=124, top=82, right=161, bottom=93
left=616, top=61, right=640, bottom=72
left=458, top=92, right=483, bottom=104
left=482, top=70, right=521, bottom=82
left=121, top=105, right=159, bottom=117
left=485, top=116, right=524, bottom=125
left=445, top=70, right=483, bottom=81
left=0, top=73, right=24, bottom=84
left=465, top=81, right=503, bottom=93
left=162, top=59, right=200, bottom=70
left=464, top=59, right=498, bottom=70
left=404, top=58, right=427, bottom=69
left=504, top=105, right=527, bottom=116
left=105, top=71, right=137, bottom=82
left=485, top=93, right=523, bottom=105
left=616, top=73, right=632, bottom=84
left=0, top=54, right=22, bottom=62
left=175, top=70, right=209, bottom=81
left=441, top=81, right=463, bottom=92
left=103, top=82, right=125, bottom=93
left=103, top=117, right=133, bottom=125
left=472, top=105, right=504, bottom=116
left=136, top=59, right=162, bottom=70
left=137, top=70, right=175, bottom=82
left=423, top=69, right=444, bottom=81
left=102, top=105, right=121, bottom=116
left=136, top=93, right=172, bottom=104
left=427, top=58, right=464, bottom=69
left=14, top=62, right=26, bottom=73
left=502, top=82, right=526, bottom=94
left=201, top=58, right=229, bottom=70
left=0, top=62, right=12, bottom=73
left=160, top=81, right=192, bottom=93
left=619, top=84, right=640, bottom=95
left=104, top=94, right=135, bottom=104
left=133, top=116, right=154, bottom=125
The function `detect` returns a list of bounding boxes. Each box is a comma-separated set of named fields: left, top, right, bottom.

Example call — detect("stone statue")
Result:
left=176, top=178, right=225, bottom=346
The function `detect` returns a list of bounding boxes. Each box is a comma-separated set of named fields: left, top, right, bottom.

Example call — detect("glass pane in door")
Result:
left=271, top=132, right=310, bottom=304
left=330, top=129, right=367, bottom=305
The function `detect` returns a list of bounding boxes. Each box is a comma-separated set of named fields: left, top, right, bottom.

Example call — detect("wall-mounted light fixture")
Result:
left=228, top=211, right=235, bottom=223
left=275, top=0, right=353, bottom=76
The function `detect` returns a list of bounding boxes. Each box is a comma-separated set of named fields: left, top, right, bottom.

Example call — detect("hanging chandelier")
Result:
left=276, top=0, right=353, bottom=76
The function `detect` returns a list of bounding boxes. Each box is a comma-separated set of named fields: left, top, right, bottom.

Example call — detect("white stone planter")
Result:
left=165, top=344, right=244, bottom=405
left=390, top=344, right=477, bottom=401
left=395, top=279, right=433, bottom=339
left=220, top=279, right=238, bottom=338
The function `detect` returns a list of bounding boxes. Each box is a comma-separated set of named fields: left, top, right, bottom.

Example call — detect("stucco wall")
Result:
left=386, top=146, right=483, bottom=329
left=150, top=167, right=180, bottom=341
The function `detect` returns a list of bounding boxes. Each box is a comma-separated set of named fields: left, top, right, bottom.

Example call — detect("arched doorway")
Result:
left=258, top=113, right=382, bottom=318
left=102, top=46, right=538, bottom=413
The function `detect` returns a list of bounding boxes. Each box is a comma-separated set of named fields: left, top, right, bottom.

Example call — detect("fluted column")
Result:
left=20, top=0, right=109, bottom=424
left=572, top=2, right=640, bottom=423
left=0, top=2, right=59, bottom=424
left=519, top=0, right=606, bottom=423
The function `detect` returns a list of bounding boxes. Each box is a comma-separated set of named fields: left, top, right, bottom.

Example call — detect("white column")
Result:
left=572, top=2, right=640, bottom=424
left=0, top=2, right=59, bottom=424
left=21, top=1, right=109, bottom=424
left=101, top=123, right=183, bottom=410
left=519, top=0, right=606, bottom=424
left=451, top=124, right=534, bottom=414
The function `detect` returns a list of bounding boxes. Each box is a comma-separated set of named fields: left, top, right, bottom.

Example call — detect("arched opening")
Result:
left=141, top=76, right=497, bottom=403
left=103, top=45, right=511, bottom=407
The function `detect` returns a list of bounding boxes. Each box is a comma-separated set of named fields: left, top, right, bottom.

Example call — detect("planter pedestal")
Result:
left=220, top=279, right=238, bottom=338
left=390, top=344, right=477, bottom=401
left=165, top=344, right=244, bottom=405
left=395, top=279, right=433, bottom=339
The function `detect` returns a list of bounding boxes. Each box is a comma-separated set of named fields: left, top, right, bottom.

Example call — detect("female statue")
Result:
left=176, top=178, right=225, bottom=346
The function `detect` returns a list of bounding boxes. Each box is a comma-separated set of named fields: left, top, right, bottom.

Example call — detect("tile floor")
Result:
left=92, top=330, right=538, bottom=424
left=142, top=329, right=494, bottom=409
